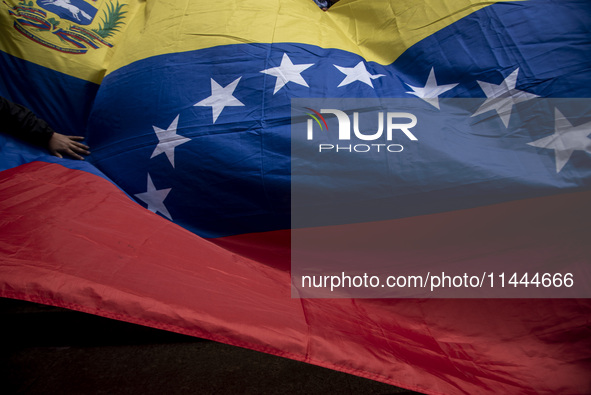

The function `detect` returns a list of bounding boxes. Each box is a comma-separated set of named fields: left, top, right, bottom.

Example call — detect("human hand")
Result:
left=48, top=133, right=90, bottom=160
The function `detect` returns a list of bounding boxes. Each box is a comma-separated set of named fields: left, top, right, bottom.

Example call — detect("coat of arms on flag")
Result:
left=4, top=0, right=126, bottom=54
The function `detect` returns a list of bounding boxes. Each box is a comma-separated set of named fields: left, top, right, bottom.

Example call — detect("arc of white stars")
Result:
left=334, top=61, right=384, bottom=88
left=260, top=53, right=314, bottom=94
left=472, top=68, right=539, bottom=127
left=527, top=108, right=591, bottom=173
left=194, top=77, right=244, bottom=123
left=405, top=67, right=458, bottom=109
left=134, top=174, right=172, bottom=220
left=150, top=114, right=191, bottom=168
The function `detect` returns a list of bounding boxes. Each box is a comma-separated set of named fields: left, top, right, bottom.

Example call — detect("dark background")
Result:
left=1, top=298, right=422, bottom=395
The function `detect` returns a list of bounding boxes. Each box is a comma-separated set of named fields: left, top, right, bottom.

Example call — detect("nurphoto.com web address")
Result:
left=299, top=271, right=574, bottom=293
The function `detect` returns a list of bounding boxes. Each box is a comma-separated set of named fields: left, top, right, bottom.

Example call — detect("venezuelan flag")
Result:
left=1, top=1, right=591, bottom=393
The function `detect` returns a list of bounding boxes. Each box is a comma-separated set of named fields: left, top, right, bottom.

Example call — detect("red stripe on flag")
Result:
left=1, top=161, right=590, bottom=394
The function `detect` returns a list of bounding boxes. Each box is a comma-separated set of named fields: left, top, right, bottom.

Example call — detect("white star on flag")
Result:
left=334, top=61, right=384, bottom=88
left=150, top=114, right=191, bottom=168
left=405, top=67, right=458, bottom=109
left=528, top=108, right=591, bottom=173
left=194, top=77, right=244, bottom=123
left=134, top=174, right=173, bottom=220
left=260, top=53, right=314, bottom=94
left=472, top=68, right=538, bottom=127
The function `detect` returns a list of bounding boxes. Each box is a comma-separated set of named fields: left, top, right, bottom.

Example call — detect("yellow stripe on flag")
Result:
left=107, top=0, right=518, bottom=75
left=1, top=0, right=517, bottom=83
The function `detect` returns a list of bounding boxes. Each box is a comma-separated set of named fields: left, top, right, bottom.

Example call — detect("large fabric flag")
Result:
left=1, top=0, right=591, bottom=394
